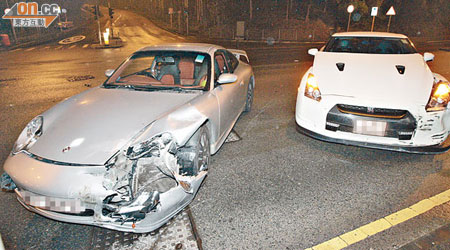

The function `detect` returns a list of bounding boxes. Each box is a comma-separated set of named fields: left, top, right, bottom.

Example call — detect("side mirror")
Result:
left=424, top=52, right=434, bottom=62
left=308, top=48, right=318, bottom=56
left=217, top=73, right=238, bottom=85
left=105, top=69, right=115, bottom=77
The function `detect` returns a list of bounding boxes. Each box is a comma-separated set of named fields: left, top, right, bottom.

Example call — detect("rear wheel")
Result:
left=244, top=77, right=254, bottom=112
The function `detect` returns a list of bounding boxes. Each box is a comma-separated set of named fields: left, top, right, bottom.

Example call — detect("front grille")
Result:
left=326, top=105, right=417, bottom=140
left=337, top=104, right=407, bottom=119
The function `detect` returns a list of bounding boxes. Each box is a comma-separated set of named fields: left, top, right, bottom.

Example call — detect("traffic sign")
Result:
left=386, top=6, right=396, bottom=16
left=371, top=7, right=378, bottom=16
left=347, top=5, right=354, bottom=13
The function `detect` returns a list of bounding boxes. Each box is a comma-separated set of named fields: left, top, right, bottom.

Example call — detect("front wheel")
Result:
left=190, top=126, right=210, bottom=174
left=244, top=77, right=254, bottom=112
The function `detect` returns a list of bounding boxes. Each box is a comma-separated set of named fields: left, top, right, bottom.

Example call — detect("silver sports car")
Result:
left=1, top=43, right=254, bottom=232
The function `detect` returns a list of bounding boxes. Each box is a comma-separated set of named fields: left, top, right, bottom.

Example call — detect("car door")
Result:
left=224, top=50, right=247, bottom=109
left=212, top=50, right=241, bottom=139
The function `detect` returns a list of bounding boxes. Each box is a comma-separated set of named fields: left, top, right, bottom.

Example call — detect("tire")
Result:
left=244, top=76, right=254, bottom=112
left=191, top=126, right=210, bottom=174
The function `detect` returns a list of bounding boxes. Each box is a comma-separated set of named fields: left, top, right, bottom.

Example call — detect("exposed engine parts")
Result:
left=101, top=133, right=206, bottom=224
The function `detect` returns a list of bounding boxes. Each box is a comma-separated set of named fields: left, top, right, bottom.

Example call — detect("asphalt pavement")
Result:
left=1, top=9, right=450, bottom=250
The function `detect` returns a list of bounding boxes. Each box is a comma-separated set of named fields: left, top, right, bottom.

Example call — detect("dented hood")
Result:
left=313, top=52, right=434, bottom=106
left=28, top=87, right=202, bottom=165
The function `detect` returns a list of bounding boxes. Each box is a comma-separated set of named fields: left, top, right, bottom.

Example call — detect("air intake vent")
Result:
left=336, top=62, right=345, bottom=71
left=396, top=65, right=405, bottom=74
left=337, top=104, right=408, bottom=119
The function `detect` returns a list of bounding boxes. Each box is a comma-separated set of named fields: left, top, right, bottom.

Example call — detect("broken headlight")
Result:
left=126, top=133, right=175, bottom=160
left=426, top=81, right=450, bottom=112
left=304, top=73, right=321, bottom=102
left=12, top=116, right=43, bottom=154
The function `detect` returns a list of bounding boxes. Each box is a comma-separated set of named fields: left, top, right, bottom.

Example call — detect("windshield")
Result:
left=324, top=36, right=417, bottom=54
left=105, top=51, right=211, bottom=91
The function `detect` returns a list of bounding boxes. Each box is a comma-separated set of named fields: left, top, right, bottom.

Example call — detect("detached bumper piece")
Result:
left=297, top=123, right=450, bottom=154
left=325, top=104, right=416, bottom=140
left=103, top=191, right=160, bottom=223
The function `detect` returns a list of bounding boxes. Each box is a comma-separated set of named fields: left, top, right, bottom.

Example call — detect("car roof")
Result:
left=136, top=43, right=225, bottom=54
left=332, top=32, right=408, bottom=39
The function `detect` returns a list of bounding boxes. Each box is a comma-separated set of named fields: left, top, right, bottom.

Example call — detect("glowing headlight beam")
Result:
left=304, top=73, right=322, bottom=102
left=426, top=81, right=450, bottom=111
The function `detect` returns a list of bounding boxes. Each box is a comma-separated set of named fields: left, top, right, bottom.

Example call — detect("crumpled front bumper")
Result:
left=14, top=184, right=200, bottom=233
left=3, top=152, right=206, bottom=233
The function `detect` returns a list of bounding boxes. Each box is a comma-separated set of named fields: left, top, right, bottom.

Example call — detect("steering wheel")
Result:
left=136, top=67, right=156, bottom=79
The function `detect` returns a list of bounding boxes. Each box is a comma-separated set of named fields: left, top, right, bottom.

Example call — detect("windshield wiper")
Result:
left=158, top=86, right=203, bottom=92
left=103, top=84, right=202, bottom=92
left=104, top=84, right=136, bottom=90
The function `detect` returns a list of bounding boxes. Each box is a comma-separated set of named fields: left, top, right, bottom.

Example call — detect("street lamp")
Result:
left=347, top=5, right=354, bottom=32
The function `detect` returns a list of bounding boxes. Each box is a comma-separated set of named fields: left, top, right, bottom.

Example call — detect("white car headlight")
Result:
left=426, top=81, right=450, bottom=112
left=304, top=73, right=321, bottom=102
left=12, top=116, right=43, bottom=154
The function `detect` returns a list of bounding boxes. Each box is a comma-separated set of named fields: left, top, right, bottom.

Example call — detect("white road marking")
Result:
left=25, top=47, right=35, bottom=51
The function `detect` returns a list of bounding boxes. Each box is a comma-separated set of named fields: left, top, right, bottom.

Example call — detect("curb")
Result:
left=91, top=38, right=124, bottom=49
left=91, top=44, right=124, bottom=49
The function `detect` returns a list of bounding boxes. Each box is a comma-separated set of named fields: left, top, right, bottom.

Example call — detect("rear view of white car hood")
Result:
left=28, top=87, right=201, bottom=165
left=313, top=52, right=434, bottom=106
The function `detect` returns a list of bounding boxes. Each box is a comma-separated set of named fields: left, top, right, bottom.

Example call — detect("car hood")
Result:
left=312, top=52, right=434, bottom=106
left=28, top=87, right=202, bottom=165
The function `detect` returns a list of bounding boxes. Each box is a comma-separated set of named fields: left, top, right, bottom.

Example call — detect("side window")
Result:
left=239, top=55, right=249, bottom=64
left=214, top=52, right=229, bottom=82
left=224, top=50, right=239, bottom=72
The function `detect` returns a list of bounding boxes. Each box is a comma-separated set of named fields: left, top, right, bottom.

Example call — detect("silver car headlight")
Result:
left=12, top=116, right=43, bottom=154
left=426, top=81, right=450, bottom=112
left=126, top=133, right=174, bottom=160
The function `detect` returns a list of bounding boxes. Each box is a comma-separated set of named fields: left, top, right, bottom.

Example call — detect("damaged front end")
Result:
left=3, top=131, right=208, bottom=232
left=98, top=132, right=207, bottom=227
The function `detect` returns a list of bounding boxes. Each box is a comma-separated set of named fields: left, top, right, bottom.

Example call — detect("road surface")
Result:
left=1, top=9, right=450, bottom=250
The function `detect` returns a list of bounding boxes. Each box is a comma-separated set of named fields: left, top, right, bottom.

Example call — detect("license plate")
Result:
left=19, top=190, right=85, bottom=213
left=353, top=120, right=387, bottom=137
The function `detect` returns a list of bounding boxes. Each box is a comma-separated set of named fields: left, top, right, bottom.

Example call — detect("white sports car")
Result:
left=1, top=43, right=255, bottom=232
left=296, top=32, right=450, bottom=154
